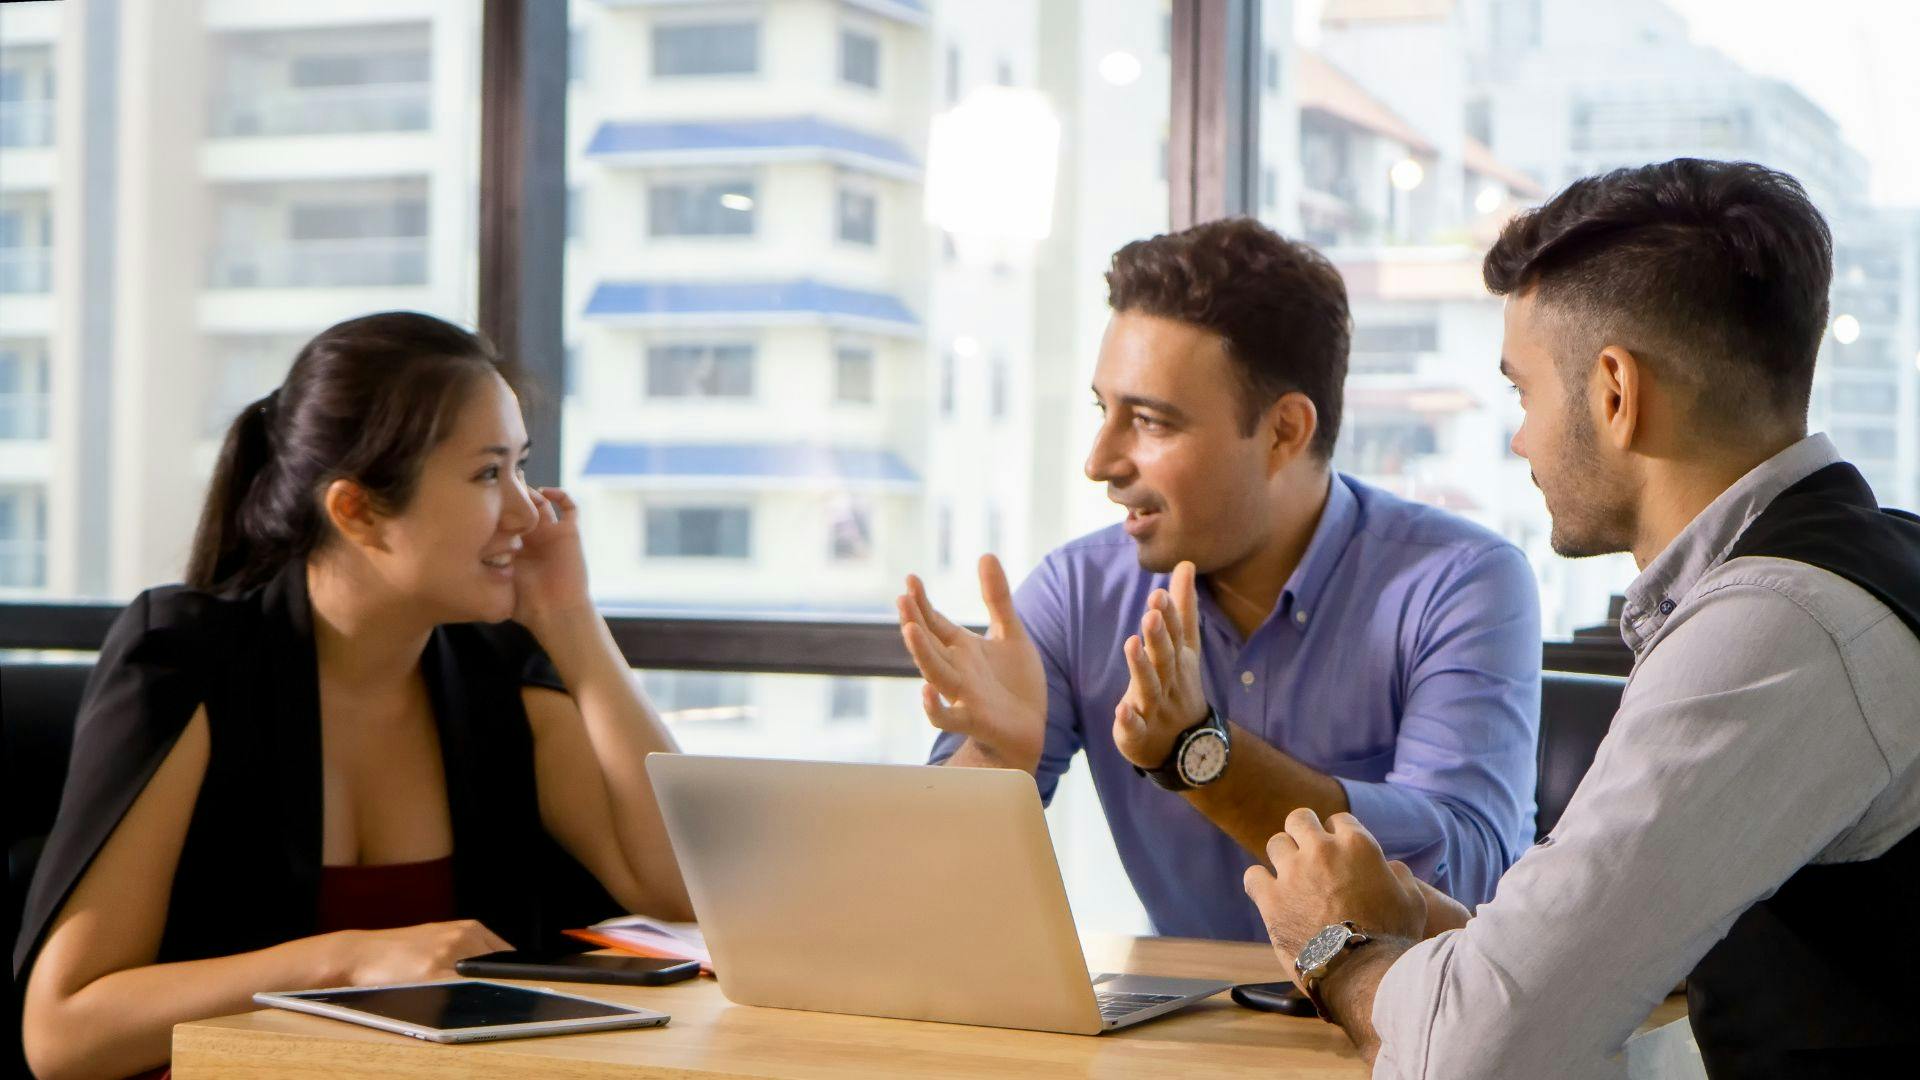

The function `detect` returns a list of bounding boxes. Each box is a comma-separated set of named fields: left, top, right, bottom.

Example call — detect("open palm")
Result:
left=896, top=555, right=1047, bottom=773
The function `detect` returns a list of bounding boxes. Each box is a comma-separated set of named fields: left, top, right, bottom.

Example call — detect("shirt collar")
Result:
left=1620, top=432, right=1841, bottom=654
left=1196, top=470, right=1359, bottom=643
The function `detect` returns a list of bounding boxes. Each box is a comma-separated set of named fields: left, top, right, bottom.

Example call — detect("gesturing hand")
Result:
left=1114, top=561, right=1210, bottom=770
left=896, top=555, right=1047, bottom=774
left=513, top=486, right=593, bottom=632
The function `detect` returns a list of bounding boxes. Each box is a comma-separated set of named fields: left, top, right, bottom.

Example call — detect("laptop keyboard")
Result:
left=1096, top=990, right=1182, bottom=1024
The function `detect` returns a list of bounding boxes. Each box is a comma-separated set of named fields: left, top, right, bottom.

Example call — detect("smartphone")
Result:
left=455, top=950, right=700, bottom=987
left=1230, top=980, right=1317, bottom=1017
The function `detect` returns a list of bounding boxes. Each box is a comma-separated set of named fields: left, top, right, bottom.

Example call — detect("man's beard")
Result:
left=1542, top=422, right=1634, bottom=558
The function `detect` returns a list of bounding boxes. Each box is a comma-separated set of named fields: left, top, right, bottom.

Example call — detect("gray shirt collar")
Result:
left=1620, top=433, right=1841, bottom=654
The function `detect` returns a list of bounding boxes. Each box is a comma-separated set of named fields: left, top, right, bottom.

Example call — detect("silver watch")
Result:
left=1294, top=921, right=1372, bottom=1022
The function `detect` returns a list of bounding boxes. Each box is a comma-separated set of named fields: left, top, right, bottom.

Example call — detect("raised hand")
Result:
left=513, top=485, right=592, bottom=633
left=1114, top=560, right=1210, bottom=770
left=896, top=555, right=1047, bottom=774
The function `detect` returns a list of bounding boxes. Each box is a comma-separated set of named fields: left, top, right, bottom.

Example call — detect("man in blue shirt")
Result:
left=898, top=218, right=1540, bottom=941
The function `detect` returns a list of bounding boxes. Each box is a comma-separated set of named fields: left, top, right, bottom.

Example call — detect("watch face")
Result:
left=1297, top=924, right=1352, bottom=972
left=1177, top=729, right=1229, bottom=786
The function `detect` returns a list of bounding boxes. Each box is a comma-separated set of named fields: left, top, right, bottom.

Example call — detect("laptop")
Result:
left=646, top=754, right=1231, bottom=1034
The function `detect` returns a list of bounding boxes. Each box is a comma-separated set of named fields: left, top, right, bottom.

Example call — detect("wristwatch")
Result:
left=1294, top=921, right=1373, bottom=1022
left=1133, top=705, right=1231, bottom=791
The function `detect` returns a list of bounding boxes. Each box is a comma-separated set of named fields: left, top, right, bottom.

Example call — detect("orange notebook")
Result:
left=564, top=917, right=714, bottom=976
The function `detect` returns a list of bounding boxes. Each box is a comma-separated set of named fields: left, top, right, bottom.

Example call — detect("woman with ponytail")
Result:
left=15, top=312, right=691, bottom=1080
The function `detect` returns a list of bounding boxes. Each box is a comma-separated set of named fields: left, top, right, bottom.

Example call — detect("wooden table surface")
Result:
left=172, top=935, right=1689, bottom=1078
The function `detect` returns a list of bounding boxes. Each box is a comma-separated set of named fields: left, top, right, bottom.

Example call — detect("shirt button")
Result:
left=1240, top=670, right=1255, bottom=687
left=1294, top=609, right=1309, bottom=625
left=1658, top=598, right=1676, bottom=615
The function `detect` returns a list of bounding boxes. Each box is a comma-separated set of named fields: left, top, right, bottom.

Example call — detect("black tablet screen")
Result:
left=292, top=981, right=639, bottom=1029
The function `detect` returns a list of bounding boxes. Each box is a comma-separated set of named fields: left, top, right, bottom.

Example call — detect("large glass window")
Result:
left=839, top=27, right=881, bottom=90
left=1262, top=0, right=1920, bottom=636
left=646, top=342, right=756, bottom=399
left=645, top=505, right=752, bottom=559
left=0, top=0, right=481, bottom=603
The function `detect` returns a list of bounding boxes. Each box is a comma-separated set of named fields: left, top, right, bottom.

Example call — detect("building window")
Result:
left=289, top=50, right=429, bottom=88
left=642, top=670, right=753, bottom=723
left=645, top=506, right=751, bottom=559
left=0, top=347, right=47, bottom=441
left=652, top=22, right=759, bottom=77
left=289, top=199, right=426, bottom=240
left=829, top=500, right=873, bottom=561
left=834, top=345, right=875, bottom=404
left=648, top=178, right=756, bottom=237
left=985, top=502, right=1002, bottom=555
left=1262, top=166, right=1278, bottom=209
left=989, top=354, right=1008, bottom=421
left=566, top=185, right=582, bottom=240
left=945, top=43, right=962, bottom=106
left=827, top=677, right=870, bottom=722
left=836, top=184, right=877, bottom=246
left=839, top=28, right=880, bottom=90
left=646, top=342, right=755, bottom=399
left=1264, top=47, right=1280, bottom=94
left=939, top=351, right=956, bottom=418
left=995, top=58, right=1014, bottom=86
left=569, top=27, right=586, bottom=83
left=0, top=484, right=47, bottom=589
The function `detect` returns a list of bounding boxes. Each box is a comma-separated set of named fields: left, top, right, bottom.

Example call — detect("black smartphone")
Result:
left=455, top=950, right=700, bottom=987
left=1230, top=980, right=1317, bottom=1017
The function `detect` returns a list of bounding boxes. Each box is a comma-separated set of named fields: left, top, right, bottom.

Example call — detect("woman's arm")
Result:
left=511, top=485, right=692, bottom=921
left=24, top=706, right=514, bottom=1080
left=522, top=616, right=693, bottom=921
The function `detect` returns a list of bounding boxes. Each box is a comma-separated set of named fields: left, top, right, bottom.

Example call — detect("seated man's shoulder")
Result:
left=1346, top=476, right=1523, bottom=572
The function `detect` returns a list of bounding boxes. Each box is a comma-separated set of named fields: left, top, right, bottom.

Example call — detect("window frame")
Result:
left=0, top=0, right=1634, bottom=678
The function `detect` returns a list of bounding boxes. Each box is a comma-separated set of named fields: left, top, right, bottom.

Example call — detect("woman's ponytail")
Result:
left=185, top=391, right=280, bottom=593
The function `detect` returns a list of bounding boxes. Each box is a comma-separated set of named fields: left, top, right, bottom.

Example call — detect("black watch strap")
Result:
left=1132, top=706, right=1228, bottom=791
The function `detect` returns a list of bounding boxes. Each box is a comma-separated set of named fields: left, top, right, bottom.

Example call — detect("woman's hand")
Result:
left=513, top=486, right=594, bottom=634
left=335, top=920, right=511, bottom=986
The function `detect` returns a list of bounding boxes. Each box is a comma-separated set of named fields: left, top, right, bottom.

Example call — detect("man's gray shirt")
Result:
left=1369, top=433, right=1920, bottom=1078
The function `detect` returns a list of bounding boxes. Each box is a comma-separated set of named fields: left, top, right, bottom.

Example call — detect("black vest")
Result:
left=1685, top=462, right=1920, bottom=1076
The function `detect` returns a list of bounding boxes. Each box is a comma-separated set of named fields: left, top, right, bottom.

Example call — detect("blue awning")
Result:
left=582, top=442, right=919, bottom=491
left=585, top=116, right=920, bottom=179
left=583, top=279, right=920, bottom=335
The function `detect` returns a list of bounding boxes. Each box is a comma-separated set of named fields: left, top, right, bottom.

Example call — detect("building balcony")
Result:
left=0, top=99, right=54, bottom=148
left=210, top=82, right=430, bottom=139
left=0, top=392, right=50, bottom=441
left=207, top=236, right=427, bottom=289
left=0, top=248, right=51, bottom=294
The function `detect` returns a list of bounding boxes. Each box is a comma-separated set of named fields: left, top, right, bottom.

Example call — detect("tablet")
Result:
left=254, top=979, right=669, bottom=1043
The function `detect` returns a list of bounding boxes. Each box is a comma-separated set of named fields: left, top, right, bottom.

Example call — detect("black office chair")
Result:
left=1535, top=672, right=1626, bottom=841
left=5, top=660, right=92, bottom=1080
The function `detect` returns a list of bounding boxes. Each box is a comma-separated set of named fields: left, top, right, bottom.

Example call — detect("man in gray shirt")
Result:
left=1216, top=159, right=1920, bottom=1075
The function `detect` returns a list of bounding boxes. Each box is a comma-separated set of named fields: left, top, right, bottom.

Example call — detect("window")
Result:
left=0, top=484, right=46, bottom=590
left=642, top=671, right=753, bottom=723
left=289, top=50, right=428, bottom=87
left=828, top=500, right=873, bottom=562
left=1264, top=46, right=1280, bottom=95
left=939, top=351, right=956, bottom=418
left=989, top=354, right=1008, bottom=421
left=827, top=677, right=869, bottom=722
left=646, top=343, right=755, bottom=399
left=210, top=180, right=431, bottom=288
left=649, top=178, right=756, bottom=237
left=645, top=506, right=751, bottom=559
left=836, top=184, right=877, bottom=246
left=569, top=26, right=585, bottom=83
left=0, top=342, right=49, bottom=440
left=936, top=503, right=953, bottom=570
left=288, top=199, right=426, bottom=240
left=834, top=345, right=875, bottom=404
left=945, top=43, right=961, bottom=106
left=653, top=22, right=758, bottom=77
left=995, top=58, right=1014, bottom=86
left=985, top=502, right=1002, bottom=555
left=566, top=185, right=582, bottom=240
left=839, top=28, right=880, bottom=90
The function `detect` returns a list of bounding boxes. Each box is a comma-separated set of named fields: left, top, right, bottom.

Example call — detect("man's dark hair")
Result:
left=1484, top=158, right=1832, bottom=430
left=1106, top=217, right=1350, bottom=459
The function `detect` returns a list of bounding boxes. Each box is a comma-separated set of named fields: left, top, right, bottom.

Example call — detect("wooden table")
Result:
left=173, top=935, right=1689, bottom=1078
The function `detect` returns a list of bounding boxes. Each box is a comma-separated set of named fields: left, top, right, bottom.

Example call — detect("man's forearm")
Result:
left=1183, top=723, right=1349, bottom=859
left=941, top=737, right=1029, bottom=773
left=1319, top=936, right=1411, bottom=1064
